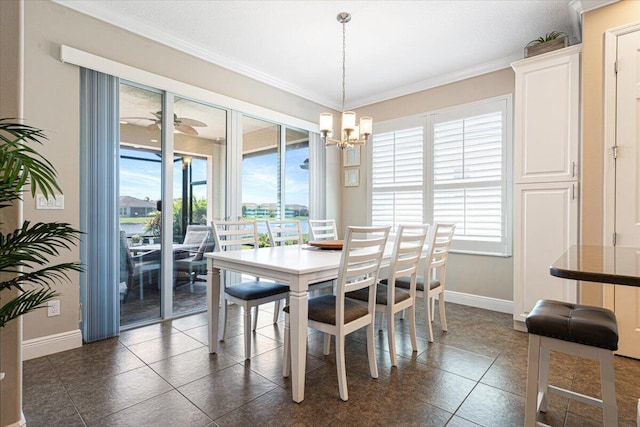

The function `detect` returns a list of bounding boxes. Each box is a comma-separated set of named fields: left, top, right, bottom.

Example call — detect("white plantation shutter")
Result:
left=430, top=97, right=511, bottom=255
left=371, top=126, right=424, bottom=230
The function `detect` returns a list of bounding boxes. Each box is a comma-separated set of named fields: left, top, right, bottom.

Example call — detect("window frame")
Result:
left=368, top=95, right=512, bottom=257
left=427, top=95, right=512, bottom=256
left=367, top=114, right=427, bottom=233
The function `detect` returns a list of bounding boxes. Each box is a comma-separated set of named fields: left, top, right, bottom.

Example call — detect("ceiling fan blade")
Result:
left=175, top=124, right=198, bottom=136
left=177, top=117, right=207, bottom=127
left=120, top=116, right=156, bottom=121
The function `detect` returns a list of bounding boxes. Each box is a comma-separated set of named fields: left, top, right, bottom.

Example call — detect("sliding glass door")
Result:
left=119, top=83, right=226, bottom=327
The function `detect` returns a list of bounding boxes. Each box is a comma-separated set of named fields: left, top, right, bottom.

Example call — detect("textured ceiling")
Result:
left=55, top=0, right=597, bottom=110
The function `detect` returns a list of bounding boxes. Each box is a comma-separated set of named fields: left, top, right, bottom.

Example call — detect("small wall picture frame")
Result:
left=343, top=146, right=361, bottom=167
left=344, top=169, right=360, bottom=187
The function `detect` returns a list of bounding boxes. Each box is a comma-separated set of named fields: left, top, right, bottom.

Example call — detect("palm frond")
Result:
left=0, top=288, right=59, bottom=328
left=0, top=221, right=81, bottom=271
left=1, top=262, right=83, bottom=293
left=0, top=119, right=61, bottom=204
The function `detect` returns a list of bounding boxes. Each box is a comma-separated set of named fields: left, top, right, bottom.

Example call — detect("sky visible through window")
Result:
left=242, top=146, right=309, bottom=206
left=120, top=146, right=309, bottom=206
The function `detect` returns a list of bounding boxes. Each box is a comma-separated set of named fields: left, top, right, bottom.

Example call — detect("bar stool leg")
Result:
left=525, top=334, right=541, bottom=427
left=599, top=349, right=618, bottom=426
left=538, top=346, right=550, bottom=413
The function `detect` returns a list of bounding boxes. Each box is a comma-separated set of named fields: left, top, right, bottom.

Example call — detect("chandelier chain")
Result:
left=341, top=19, right=346, bottom=113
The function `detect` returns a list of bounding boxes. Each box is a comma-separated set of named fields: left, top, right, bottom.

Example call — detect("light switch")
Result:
left=36, top=194, right=64, bottom=210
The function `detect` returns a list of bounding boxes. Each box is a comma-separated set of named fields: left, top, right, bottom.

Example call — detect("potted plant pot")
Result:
left=525, top=31, right=568, bottom=58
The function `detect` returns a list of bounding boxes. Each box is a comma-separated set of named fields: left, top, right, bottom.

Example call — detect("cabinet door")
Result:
left=513, top=47, right=580, bottom=184
left=513, top=182, right=578, bottom=327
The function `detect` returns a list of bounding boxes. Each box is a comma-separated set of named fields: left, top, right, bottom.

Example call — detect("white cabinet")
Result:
left=513, top=182, right=578, bottom=327
left=512, top=46, right=581, bottom=331
left=513, top=45, right=581, bottom=184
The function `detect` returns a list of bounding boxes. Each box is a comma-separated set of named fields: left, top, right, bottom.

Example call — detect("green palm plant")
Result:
left=0, top=118, right=82, bottom=328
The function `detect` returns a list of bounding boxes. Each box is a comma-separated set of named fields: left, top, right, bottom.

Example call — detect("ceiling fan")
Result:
left=121, top=111, right=207, bottom=136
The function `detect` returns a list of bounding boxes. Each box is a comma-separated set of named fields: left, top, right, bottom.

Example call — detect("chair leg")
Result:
left=525, top=334, right=541, bottom=427
left=538, top=347, right=550, bottom=413
left=282, top=312, right=291, bottom=377
left=599, top=349, right=618, bottom=426
left=438, top=291, right=447, bottom=332
left=379, top=312, right=385, bottom=332
left=408, top=304, right=418, bottom=352
left=243, top=306, right=252, bottom=360
left=367, top=320, right=378, bottom=379
left=323, top=333, right=331, bottom=355
left=431, top=296, right=435, bottom=322
left=336, top=334, right=348, bottom=401
left=400, top=309, right=406, bottom=320
left=219, top=298, right=228, bottom=341
left=273, top=299, right=281, bottom=324
left=424, top=293, right=434, bottom=343
left=386, top=308, right=397, bottom=366
left=252, top=306, right=259, bottom=331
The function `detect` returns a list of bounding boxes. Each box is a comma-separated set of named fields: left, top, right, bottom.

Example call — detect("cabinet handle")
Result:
left=572, top=184, right=575, bottom=200
left=572, top=161, right=576, bottom=178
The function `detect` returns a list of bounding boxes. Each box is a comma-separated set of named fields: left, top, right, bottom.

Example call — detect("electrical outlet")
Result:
left=47, top=300, right=60, bottom=317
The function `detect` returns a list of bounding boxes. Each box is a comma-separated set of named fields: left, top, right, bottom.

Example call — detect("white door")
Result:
left=614, top=30, right=640, bottom=359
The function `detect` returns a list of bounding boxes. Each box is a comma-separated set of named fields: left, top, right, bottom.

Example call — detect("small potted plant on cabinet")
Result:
left=525, top=31, right=568, bottom=58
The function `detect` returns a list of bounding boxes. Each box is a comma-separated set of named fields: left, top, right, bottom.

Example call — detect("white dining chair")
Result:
left=283, top=225, right=390, bottom=401
left=266, top=219, right=335, bottom=322
left=308, top=219, right=338, bottom=241
left=346, top=223, right=429, bottom=366
left=395, top=223, right=456, bottom=342
left=212, top=219, right=290, bottom=360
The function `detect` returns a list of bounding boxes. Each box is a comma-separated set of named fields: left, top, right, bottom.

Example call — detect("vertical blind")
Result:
left=371, top=126, right=424, bottom=230
left=80, top=68, right=121, bottom=342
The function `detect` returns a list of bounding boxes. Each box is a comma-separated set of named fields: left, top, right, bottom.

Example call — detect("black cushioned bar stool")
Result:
left=525, top=299, right=619, bottom=427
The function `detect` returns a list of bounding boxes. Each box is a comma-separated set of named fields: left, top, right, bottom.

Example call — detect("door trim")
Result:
left=603, top=22, right=640, bottom=309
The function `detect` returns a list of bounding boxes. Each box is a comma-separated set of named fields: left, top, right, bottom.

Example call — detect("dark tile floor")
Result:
left=23, top=302, right=640, bottom=426
left=120, top=275, right=207, bottom=326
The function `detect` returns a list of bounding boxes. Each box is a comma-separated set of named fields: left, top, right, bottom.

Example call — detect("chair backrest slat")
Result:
left=212, top=220, right=259, bottom=252
left=308, top=219, right=338, bottom=241
left=386, top=224, right=430, bottom=298
left=425, top=223, right=456, bottom=280
left=266, top=219, right=303, bottom=247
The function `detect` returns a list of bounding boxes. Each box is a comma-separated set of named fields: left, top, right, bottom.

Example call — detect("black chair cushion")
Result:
left=225, top=280, right=289, bottom=301
left=385, top=276, right=440, bottom=292
left=526, top=299, right=618, bottom=351
left=299, top=294, right=368, bottom=325
left=346, top=284, right=411, bottom=306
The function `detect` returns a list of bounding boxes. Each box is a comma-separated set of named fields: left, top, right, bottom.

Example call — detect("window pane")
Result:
left=285, top=128, right=310, bottom=239
left=371, top=126, right=424, bottom=230
left=242, top=117, right=279, bottom=242
left=432, top=102, right=508, bottom=255
left=172, top=96, right=226, bottom=316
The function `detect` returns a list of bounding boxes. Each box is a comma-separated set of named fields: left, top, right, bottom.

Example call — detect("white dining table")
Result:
left=204, top=242, right=422, bottom=403
left=204, top=245, right=342, bottom=402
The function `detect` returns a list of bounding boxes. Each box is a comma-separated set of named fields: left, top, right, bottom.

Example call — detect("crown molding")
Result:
left=52, top=0, right=339, bottom=109
left=345, top=53, right=522, bottom=110
left=569, top=0, right=620, bottom=15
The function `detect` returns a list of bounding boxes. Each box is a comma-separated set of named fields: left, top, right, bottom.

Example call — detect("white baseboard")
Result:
left=22, top=329, right=83, bottom=361
left=441, top=290, right=513, bottom=314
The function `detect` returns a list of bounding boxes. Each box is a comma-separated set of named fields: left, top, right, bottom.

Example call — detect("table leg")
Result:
left=207, top=258, right=220, bottom=353
left=289, top=288, right=308, bottom=403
